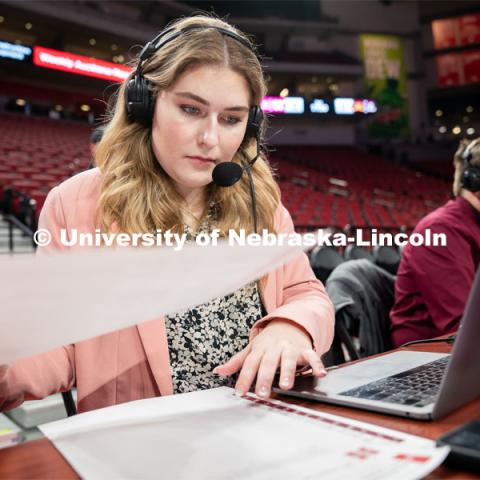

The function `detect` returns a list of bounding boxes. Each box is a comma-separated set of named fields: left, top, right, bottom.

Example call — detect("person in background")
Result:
left=390, top=137, right=480, bottom=347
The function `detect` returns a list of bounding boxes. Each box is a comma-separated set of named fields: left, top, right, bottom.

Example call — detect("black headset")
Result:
left=462, top=139, right=480, bottom=193
left=125, top=24, right=264, bottom=145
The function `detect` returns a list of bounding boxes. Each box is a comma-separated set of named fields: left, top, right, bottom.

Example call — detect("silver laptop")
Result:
left=276, top=267, right=480, bottom=420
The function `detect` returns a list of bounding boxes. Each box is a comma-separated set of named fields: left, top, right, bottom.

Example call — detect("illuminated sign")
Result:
left=354, top=99, right=377, bottom=114
left=334, top=97, right=355, bottom=115
left=309, top=99, right=330, bottom=113
left=334, top=97, right=377, bottom=115
left=0, top=40, right=32, bottom=61
left=261, top=96, right=304, bottom=114
left=258, top=96, right=378, bottom=115
left=33, top=46, right=131, bottom=82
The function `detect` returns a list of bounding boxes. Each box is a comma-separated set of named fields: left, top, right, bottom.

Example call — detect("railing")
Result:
left=3, top=214, right=36, bottom=252
left=1, top=187, right=37, bottom=253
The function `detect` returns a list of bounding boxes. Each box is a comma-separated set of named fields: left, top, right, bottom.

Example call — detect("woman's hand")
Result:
left=0, top=365, right=8, bottom=378
left=213, top=319, right=327, bottom=398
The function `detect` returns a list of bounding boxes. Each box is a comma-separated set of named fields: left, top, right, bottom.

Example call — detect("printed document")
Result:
left=40, top=387, right=449, bottom=480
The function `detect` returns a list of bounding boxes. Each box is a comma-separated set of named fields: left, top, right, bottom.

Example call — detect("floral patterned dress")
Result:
left=165, top=206, right=264, bottom=394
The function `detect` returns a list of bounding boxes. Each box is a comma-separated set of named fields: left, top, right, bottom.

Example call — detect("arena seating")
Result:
left=0, top=114, right=452, bottom=234
left=270, top=145, right=451, bottom=231
left=0, top=113, right=91, bottom=214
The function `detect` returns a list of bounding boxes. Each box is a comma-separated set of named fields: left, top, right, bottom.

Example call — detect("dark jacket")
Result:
left=326, top=259, right=395, bottom=357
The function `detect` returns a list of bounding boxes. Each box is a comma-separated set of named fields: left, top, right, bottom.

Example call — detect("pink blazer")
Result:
left=0, top=168, right=334, bottom=413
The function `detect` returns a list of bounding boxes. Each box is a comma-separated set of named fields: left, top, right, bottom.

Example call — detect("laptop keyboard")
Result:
left=340, top=356, right=449, bottom=408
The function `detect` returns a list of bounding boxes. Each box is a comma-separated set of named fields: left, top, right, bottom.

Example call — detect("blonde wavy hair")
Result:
left=95, top=15, right=280, bottom=237
left=453, top=137, right=480, bottom=196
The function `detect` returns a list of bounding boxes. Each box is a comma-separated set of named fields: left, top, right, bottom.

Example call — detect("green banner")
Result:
left=359, top=34, right=409, bottom=138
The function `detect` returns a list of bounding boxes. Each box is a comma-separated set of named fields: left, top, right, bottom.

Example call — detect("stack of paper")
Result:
left=40, top=387, right=449, bottom=480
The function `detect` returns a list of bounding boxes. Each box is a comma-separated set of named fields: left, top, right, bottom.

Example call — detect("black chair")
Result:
left=373, top=245, right=400, bottom=275
left=344, top=245, right=374, bottom=262
left=323, top=259, right=396, bottom=366
left=62, top=391, right=77, bottom=416
left=310, top=246, right=344, bottom=284
left=398, top=241, right=407, bottom=257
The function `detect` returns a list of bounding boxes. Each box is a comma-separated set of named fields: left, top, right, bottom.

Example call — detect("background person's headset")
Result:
left=125, top=24, right=265, bottom=232
left=461, top=139, right=480, bottom=193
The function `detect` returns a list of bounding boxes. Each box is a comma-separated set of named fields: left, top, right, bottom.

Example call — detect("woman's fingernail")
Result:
left=319, top=368, right=327, bottom=376
left=212, top=367, right=219, bottom=375
left=235, top=388, right=245, bottom=397
left=281, top=377, right=290, bottom=387
left=258, top=386, right=269, bottom=397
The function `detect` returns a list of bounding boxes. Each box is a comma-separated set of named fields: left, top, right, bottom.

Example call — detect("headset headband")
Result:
left=126, top=23, right=264, bottom=136
left=463, top=139, right=480, bottom=164
left=136, top=24, right=258, bottom=75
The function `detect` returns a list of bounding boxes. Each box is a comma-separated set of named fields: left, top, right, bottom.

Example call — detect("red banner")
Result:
left=436, top=50, right=480, bottom=87
left=432, top=18, right=458, bottom=49
left=462, top=50, right=480, bottom=84
left=459, top=14, right=480, bottom=46
left=432, top=13, right=480, bottom=49
left=33, top=46, right=132, bottom=82
left=436, top=54, right=462, bottom=87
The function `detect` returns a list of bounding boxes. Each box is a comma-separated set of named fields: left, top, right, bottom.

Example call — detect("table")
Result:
left=0, top=341, right=478, bottom=479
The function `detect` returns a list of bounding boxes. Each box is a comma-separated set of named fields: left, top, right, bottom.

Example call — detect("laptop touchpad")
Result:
left=312, top=351, right=449, bottom=395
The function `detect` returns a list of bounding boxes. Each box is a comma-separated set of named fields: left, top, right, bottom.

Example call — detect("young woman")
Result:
left=0, top=16, right=334, bottom=413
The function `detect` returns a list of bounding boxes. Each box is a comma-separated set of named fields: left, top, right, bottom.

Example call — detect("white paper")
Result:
left=0, top=241, right=305, bottom=364
left=40, top=387, right=449, bottom=480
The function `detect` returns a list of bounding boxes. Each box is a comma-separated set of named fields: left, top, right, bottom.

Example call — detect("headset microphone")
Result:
left=211, top=140, right=261, bottom=188
left=211, top=162, right=243, bottom=187
left=211, top=131, right=261, bottom=233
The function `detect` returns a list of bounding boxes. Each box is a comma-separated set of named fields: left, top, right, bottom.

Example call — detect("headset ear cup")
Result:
left=126, top=74, right=153, bottom=127
left=126, top=76, right=137, bottom=121
left=472, top=170, right=480, bottom=192
left=462, top=168, right=480, bottom=192
left=244, top=106, right=263, bottom=143
left=461, top=140, right=480, bottom=192
left=462, top=169, right=471, bottom=190
left=138, top=76, right=153, bottom=127
left=147, top=89, right=155, bottom=122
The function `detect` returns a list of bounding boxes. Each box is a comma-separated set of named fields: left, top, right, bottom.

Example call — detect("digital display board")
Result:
left=0, top=40, right=32, bottom=61
left=33, top=46, right=131, bottom=82
left=260, top=96, right=305, bottom=114
left=333, top=97, right=377, bottom=115
left=309, top=99, right=330, bottom=113
left=261, top=96, right=376, bottom=115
